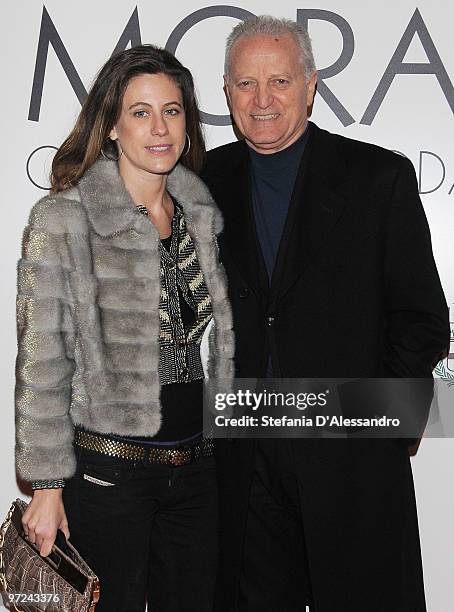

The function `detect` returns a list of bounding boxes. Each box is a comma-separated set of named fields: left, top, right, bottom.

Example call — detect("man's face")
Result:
left=225, top=33, right=317, bottom=155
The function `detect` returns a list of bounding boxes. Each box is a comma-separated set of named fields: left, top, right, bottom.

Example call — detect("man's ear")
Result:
left=223, top=75, right=232, bottom=109
left=306, top=71, right=317, bottom=108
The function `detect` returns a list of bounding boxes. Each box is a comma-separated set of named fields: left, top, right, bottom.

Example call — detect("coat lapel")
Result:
left=270, top=123, right=350, bottom=301
left=216, top=142, right=269, bottom=301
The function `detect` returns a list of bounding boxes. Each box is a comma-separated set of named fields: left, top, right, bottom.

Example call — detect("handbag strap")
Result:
left=89, top=578, right=100, bottom=611
left=0, top=502, right=15, bottom=591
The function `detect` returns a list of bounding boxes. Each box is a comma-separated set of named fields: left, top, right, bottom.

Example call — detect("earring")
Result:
left=101, top=139, right=122, bottom=161
left=182, top=133, right=191, bottom=156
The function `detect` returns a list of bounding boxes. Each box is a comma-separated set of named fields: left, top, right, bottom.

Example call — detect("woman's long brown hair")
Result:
left=50, top=45, right=205, bottom=192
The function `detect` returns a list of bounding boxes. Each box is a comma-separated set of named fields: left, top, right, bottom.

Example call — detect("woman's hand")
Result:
left=22, top=489, right=70, bottom=557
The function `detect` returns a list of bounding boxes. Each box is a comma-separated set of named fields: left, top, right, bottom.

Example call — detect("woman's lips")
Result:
left=145, top=144, right=173, bottom=155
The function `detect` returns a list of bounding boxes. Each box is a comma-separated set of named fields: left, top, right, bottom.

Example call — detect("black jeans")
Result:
left=239, top=439, right=313, bottom=611
left=62, top=445, right=218, bottom=612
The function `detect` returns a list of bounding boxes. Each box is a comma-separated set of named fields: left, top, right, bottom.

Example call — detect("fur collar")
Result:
left=77, top=157, right=223, bottom=239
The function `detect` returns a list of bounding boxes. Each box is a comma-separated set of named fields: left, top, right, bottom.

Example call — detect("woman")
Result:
left=15, top=45, right=234, bottom=611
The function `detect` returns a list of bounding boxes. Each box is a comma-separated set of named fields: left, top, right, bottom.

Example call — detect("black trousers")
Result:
left=239, top=439, right=313, bottom=611
left=62, top=445, right=218, bottom=612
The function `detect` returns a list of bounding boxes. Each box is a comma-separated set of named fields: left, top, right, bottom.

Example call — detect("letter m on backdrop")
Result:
left=28, top=6, right=142, bottom=121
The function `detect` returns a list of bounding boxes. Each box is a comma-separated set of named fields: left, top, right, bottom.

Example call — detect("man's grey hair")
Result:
left=224, top=15, right=316, bottom=81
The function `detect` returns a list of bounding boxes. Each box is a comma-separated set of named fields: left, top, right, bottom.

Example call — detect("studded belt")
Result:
left=74, top=428, right=214, bottom=466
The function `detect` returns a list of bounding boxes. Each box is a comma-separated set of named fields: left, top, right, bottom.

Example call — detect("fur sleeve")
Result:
left=14, top=196, right=78, bottom=482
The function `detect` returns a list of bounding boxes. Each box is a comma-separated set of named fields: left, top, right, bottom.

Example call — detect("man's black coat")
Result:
left=201, top=123, right=449, bottom=612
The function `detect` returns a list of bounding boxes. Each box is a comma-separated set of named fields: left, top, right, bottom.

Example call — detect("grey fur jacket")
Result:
left=15, top=158, right=234, bottom=482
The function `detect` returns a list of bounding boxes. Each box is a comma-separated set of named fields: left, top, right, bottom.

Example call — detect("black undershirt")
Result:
left=249, top=125, right=310, bottom=280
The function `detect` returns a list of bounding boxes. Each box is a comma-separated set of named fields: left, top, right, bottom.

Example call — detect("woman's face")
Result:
left=110, top=72, right=186, bottom=177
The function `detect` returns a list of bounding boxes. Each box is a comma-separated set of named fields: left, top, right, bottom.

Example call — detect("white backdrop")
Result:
left=1, top=1, right=453, bottom=609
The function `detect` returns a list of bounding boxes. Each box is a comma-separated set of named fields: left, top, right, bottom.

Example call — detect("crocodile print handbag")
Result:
left=0, top=499, right=100, bottom=611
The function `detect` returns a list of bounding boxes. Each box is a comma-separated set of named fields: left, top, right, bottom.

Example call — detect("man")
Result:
left=201, top=15, right=450, bottom=612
